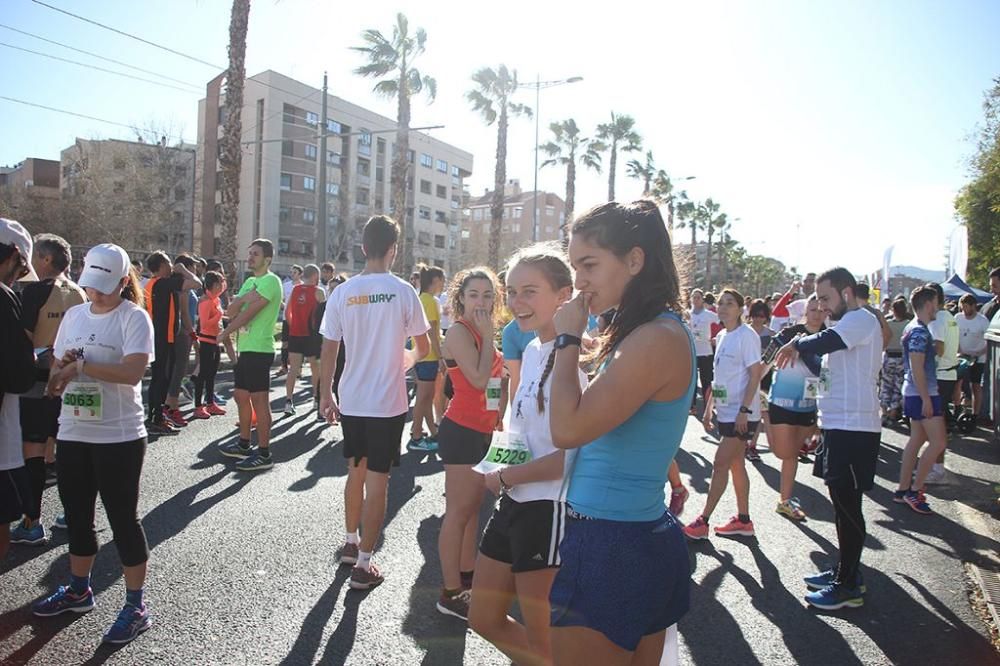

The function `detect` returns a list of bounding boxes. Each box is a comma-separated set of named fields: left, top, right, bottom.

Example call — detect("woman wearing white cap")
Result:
left=31, top=243, right=156, bottom=645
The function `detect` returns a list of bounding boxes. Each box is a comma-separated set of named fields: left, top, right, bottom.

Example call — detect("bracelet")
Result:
left=498, top=470, right=513, bottom=492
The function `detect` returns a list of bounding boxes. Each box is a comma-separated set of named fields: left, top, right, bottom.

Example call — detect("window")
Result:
left=434, top=234, right=445, bottom=249
left=436, top=159, right=448, bottom=173
left=420, top=179, right=432, bottom=194
left=451, top=197, right=460, bottom=210
left=418, top=231, right=431, bottom=246
left=327, top=151, right=340, bottom=166
left=326, top=182, right=339, bottom=196
left=283, top=105, right=297, bottom=123
left=175, top=165, right=188, bottom=177
left=328, top=214, right=338, bottom=228
left=302, top=241, right=313, bottom=256
left=280, top=173, right=292, bottom=191
left=356, top=187, right=370, bottom=205
left=377, top=138, right=386, bottom=155
left=503, top=208, right=510, bottom=219
left=305, top=144, right=317, bottom=159
left=408, top=149, right=415, bottom=164
left=305, top=111, right=319, bottom=126
left=375, top=166, right=384, bottom=183
left=420, top=153, right=433, bottom=168
left=461, top=229, right=470, bottom=239
left=434, top=210, right=447, bottom=224
left=358, top=130, right=372, bottom=156
left=282, top=140, right=294, bottom=157
left=279, top=238, right=291, bottom=253
left=374, top=197, right=383, bottom=211
left=113, top=181, right=125, bottom=194
left=357, top=159, right=370, bottom=176
left=174, top=186, right=186, bottom=201
left=326, top=119, right=341, bottom=134
left=451, top=165, right=460, bottom=177
left=418, top=205, right=431, bottom=220
left=473, top=208, right=483, bottom=221
left=303, top=176, right=316, bottom=191
left=436, top=185, right=447, bottom=199
left=513, top=206, right=523, bottom=218
left=279, top=206, right=290, bottom=223
left=113, top=157, right=126, bottom=170
left=546, top=205, right=556, bottom=217
left=512, top=223, right=520, bottom=233
left=303, top=208, right=316, bottom=224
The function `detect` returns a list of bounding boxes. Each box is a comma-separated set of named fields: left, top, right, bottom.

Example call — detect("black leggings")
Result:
left=829, top=485, right=865, bottom=586
left=194, top=342, right=220, bottom=406
left=57, top=438, right=149, bottom=567
left=693, top=355, right=714, bottom=407
left=148, top=338, right=175, bottom=422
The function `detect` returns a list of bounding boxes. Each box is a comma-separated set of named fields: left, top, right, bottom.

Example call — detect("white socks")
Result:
left=345, top=531, right=360, bottom=545
left=357, top=550, right=373, bottom=571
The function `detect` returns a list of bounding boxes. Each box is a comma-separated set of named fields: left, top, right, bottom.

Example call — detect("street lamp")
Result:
left=519, top=75, right=583, bottom=242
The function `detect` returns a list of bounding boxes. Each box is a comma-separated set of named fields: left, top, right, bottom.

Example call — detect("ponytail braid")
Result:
left=536, top=347, right=557, bottom=413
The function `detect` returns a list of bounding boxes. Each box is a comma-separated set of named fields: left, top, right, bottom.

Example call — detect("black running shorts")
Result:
left=768, top=404, right=817, bottom=428
left=437, top=417, right=492, bottom=465
left=340, top=413, right=406, bottom=474
left=812, top=429, right=880, bottom=491
left=20, top=396, right=61, bottom=443
left=234, top=352, right=274, bottom=393
left=479, top=495, right=566, bottom=573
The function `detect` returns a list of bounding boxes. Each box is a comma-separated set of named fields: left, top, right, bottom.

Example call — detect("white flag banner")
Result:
left=949, top=226, right=968, bottom=281
left=882, top=245, right=894, bottom=292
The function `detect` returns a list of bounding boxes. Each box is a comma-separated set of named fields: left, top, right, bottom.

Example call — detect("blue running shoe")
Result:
left=904, top=490, right=932, bottom=515
left=219, top=440, right=253, bottom=459
left=804, top=583, right=864, bottom=610
left=892, top=489, right=908, bottom=504
left=102, top=603, right=151, bottom=644
left=10, top=520, right=47, bottom=545
left=804, top=569, right=866, bottom=593
left=32, top=586, right=95, bottom=617
left=53, top=514, right=68, bottom=530
left=407, top=437, right=438, bottom=453
left=235, top=451, right=273, bottom=472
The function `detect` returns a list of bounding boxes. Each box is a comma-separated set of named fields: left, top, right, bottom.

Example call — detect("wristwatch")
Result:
left=554, top=334, right=582, bottom=351
left=739, top=405, right=752, bottom=414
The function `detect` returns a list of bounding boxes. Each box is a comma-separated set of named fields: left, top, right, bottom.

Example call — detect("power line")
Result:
left=0, top=42, right=201, bottom=94
left=0, top=22, right=203, bottom=89
left=0, top=95, right=188, bottom=143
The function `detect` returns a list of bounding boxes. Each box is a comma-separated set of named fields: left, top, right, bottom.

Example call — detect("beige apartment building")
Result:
left=196, top=70, right=473, bottom=274
left=0, top=158, right=60, bottom=198
left=460, top=179, right=565, bottom=267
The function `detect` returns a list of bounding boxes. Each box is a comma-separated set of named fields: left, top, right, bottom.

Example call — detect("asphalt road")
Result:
left=2, top=368, right=999, bottom=665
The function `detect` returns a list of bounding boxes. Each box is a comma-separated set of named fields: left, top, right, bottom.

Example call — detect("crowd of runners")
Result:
left=1, top=207, right=998, bottom=662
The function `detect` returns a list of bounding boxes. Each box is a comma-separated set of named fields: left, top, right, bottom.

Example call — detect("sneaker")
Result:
left=32, top=586, right=96, bottom=616
left=804, top=569, right=866, bottom=593
left=745, top=446, right=761, bottom=462
left=349, top=563, right=385, bottom=590
left=407, top=437, right=438, bottom=453
left=205, top=403, right=227, bottom=416
left=147, top=420, right=179, bottom=436
left=284, top=398, right=296, bottom=417
left=893, top=489, right=908, bottom=504
left=53, top=514, right=67, bottom=530
left=102, top=602, right=151, bottom=644
left=804, top=582, right=864, bottom=610
left=436, top=589, right=471, bottom=620
left=669, top=486, right=690, bottom=517
left=715, top=515, right=755, bottom=537
left=163, top=408, right=187, bottom=428
left=776, top=498, right=806, bottom=521
left=904, top=490, right=932, bottom=515
left=235, top=451, right=273, bottom=472
left=219, top=440, right=253, bottom=460
left=10, top=520, right=47, bottom=545
left=190, top=406, right=211, bottom=420
left=338, top=542, right=359, bottom=566
left=212, top=393, right=225, bottom=405
left=923, top=465, right=947, bottom=485
left=683, top=516, right=710, bottom=540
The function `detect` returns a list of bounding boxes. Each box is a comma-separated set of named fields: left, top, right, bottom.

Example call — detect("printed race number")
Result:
left=61, top=382, right=102, bottom=421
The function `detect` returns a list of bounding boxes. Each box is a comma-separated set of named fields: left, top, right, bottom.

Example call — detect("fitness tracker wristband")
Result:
left=739, top=405, right=752, bottom=414
left=554, top=334, right=582, bottom=351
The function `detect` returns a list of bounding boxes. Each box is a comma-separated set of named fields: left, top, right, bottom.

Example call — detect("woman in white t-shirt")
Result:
left=684, top=288, right=764, bottom=540
left=469, top=247, right=582, bottom=666
left=31, top=244, right=155, bottom=646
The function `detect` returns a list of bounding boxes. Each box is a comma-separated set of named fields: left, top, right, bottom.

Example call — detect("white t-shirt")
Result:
left=54, top=301, right=155, bottom=443
left=712, top=324, right=762, bottom=423
left=0, top=393, right=21, bottom=471
left=320, top=272, right=430, bottom=417
left=816, top=308, right=881, bottom=433
left=689, top=308, right=720, bottom=357
left=928, top=309, right=960, bottom=381
left=437, top=292, right=452, bottom=330
left=956, top=312, right=990, bottom=361
left=770, top=315, right=791, bottom=332
left=507, top=339, right=588, bottom=503
left=786, top=298, right=809, bottom=322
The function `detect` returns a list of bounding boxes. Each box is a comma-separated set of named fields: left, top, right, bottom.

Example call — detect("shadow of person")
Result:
left=278, top=567, right=352, bottom=666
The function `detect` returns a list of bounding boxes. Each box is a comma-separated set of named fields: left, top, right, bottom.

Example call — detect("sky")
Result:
left=2, top=0, right=999, bottom=277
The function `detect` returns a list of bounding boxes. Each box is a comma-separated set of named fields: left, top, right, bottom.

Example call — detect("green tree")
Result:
left=596, top=112, right=642, bottom=201
left=626, top=150, right=656, bottom=196
left=540, top=119, right=603, bottom=241
left=218, top=0, right=250, bottom=265
left=650, top=170, right=689, bottom=232
left=351, top=13, right=437, bottom=273
left=467, top=65, right=532, bottom=269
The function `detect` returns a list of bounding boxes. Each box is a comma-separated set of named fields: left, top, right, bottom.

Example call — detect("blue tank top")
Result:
left=566, top=311, right=696, bottom=522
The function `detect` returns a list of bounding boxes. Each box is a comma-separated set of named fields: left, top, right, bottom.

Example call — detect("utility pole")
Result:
left=316, top=72, right=328, bottom=263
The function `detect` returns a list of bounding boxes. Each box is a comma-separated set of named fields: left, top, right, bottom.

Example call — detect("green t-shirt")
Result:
left=236, top=271, right=282, bottom=353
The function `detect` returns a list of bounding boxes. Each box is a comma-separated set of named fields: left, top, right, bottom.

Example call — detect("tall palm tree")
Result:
left=467, top=65, right=531, bottom=269
left=218, top=0, right=250, bottom=265
left=351, top=13, right=437, bottom=273
left=626, top=150, right=656, bottom=196
left=699, top=198, right=725, bottom=287
left=650, top=170, right=688, bottom=232
left=596, top=112, right=641, bottom=201
left=675, top=198, right=700, bottom=249
left=539, top=119, right=603, bottom=241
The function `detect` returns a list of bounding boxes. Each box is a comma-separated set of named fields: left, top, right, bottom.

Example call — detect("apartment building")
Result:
left=196, top=70, right=473, bottom=273
left=0, top=158, right=60, bottom=198
left=460, top=179, right=565, bottom=267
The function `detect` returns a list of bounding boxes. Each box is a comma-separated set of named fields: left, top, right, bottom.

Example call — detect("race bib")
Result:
left=712, top=383, right=729, bottom=406
left=474, top=431, right=533, bottom=475
left=694, top=327, right=706, bottom=341
left=485, top=377, right=502, bottom=411
left=804, top=376, right=822, bottom=400
left=62, top=382, right=102, bottom=421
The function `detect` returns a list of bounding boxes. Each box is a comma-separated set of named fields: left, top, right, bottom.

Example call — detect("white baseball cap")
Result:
left=0, top=218, right=39, bottom=281
left=79, top=244, right=131, bottom=295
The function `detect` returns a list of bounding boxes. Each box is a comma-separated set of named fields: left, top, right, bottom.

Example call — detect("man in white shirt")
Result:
left=956, top=293, right=989, bottom=423
left=924, top=283, right=960, bottom=483
left=319, top=215, right=430, bottom=592
left=775, top=267, right=882, bottom=611
left=689, top=289, right=720, bottom=411
left=785, top=272, right=817, bottom=322
left=277, top=265, right=303, bottom=376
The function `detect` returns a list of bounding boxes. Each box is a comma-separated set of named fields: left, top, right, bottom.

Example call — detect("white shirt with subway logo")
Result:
left=320, top=272, right=429, bottom=417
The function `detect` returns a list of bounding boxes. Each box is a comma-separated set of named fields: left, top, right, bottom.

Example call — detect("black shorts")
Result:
left=937, top=379, right=956, bottom=403
left=760, top=370, right=773, bottom=392
left=479, top=495, right=566, bottom=573
left=966, top=362, right=984, bottom=385
left=287, top=334, right=321, bottom=358
left=234, top=352, right=274, bottom=393
left=696, top=356, right=714, bottom=391
left=0, top=466, right=30, bottom=523
left=340, top=413, right=406, bottom=474
left=438, top=417, right=492, bottom=465
left=718, top=420, right=759, bottom=441
left=768, top=404, right=817, bottom=427
left=20, top=396, right=61, bottom=443
left=812, top=429, right=880, bottom=491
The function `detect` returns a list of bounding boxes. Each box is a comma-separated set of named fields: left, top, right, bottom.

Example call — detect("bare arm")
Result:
left=499, top=450, right=565, bottom=486
left=404, top=333, right=430, bottom=370
left=444, top=325, right=495, bottom=391
left=48, top=352, right=149, bottom=394
left=506, top=360, right=522, bottom=408
left=174, top=264, right=202, bottom=291
left=219, top=290, right=269, bottom=338
left=875, top=309, right=892, bottom=350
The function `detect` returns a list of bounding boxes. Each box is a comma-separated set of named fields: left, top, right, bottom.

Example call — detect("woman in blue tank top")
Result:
left=545, top=200, right=695, bottom=664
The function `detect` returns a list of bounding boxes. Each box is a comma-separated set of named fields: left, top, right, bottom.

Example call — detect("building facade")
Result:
left=196, top=70, right=473, bottom=274
left=0, top=158, right=60, bottom=198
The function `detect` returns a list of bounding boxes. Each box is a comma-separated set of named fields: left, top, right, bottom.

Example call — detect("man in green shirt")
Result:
left=217, top=239, right=283, bottom=471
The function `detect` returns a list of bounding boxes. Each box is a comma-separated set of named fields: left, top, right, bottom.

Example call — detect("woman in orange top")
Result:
left=190, top=271, right=227, bottom=419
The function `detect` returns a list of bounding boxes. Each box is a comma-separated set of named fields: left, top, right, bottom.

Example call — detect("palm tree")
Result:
left=675, top=198, right=700, bottom=249
left=218, top=0, right=250, bottom=265
left=539, top=119, right=603, bottom=241
left=351, top=13, right=437, bottom=273
left=596, top=112, right=642, bottom=201
left=650, top=170, right=689, bottom=232
left=626, top=150, right=656, bottom=196
left=699, top=198, right=725, bottom=287
left=467, top=65, right=531, bottom=269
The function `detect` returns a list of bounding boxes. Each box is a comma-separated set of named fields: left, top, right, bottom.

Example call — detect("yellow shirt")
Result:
left=419, top=291, right=441, bottom=361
